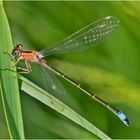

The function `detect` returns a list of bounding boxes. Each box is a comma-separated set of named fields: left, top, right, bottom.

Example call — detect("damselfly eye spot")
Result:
left=16, top=44, right=23, bottom=49
left=11, top=44, right=23, bottom=56
left=11, top=51, right=17, bottom=56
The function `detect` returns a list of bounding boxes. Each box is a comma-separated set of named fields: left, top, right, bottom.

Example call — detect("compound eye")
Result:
left=11, top=50, right=17, bottom=56
left=11, top=44, right=23, bottom=57
left=16, top=44, right=23, bottom=48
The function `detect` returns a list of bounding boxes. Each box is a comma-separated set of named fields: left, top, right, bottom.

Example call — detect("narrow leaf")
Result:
left=20, top=75, right=111, bottom=139
left=0, top=2, right=25, bottom=138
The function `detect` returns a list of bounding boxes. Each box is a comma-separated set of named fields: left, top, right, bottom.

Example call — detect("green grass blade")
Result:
left=0, top=2, right=25, bottom=139
left=19, top=75, right=111, bottom=139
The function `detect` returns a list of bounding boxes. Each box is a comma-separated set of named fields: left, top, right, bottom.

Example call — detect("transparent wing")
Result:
left=38, top=16, right=119, bottom=58
left=41, top=66, right=67, bottom=99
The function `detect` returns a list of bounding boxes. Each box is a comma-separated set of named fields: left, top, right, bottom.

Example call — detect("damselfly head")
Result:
left=12, top=44, right=23, bottom=57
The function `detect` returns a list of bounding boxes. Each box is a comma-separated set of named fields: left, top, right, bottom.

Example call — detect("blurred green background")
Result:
left=1, top=1, right=140, bottom=139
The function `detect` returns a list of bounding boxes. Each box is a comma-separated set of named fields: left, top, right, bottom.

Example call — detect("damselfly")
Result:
left=11, top=16, right=129, bottom=126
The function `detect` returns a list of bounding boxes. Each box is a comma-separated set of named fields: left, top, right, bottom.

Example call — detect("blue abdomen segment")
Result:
left=117, top=111, right=129, bottom=126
